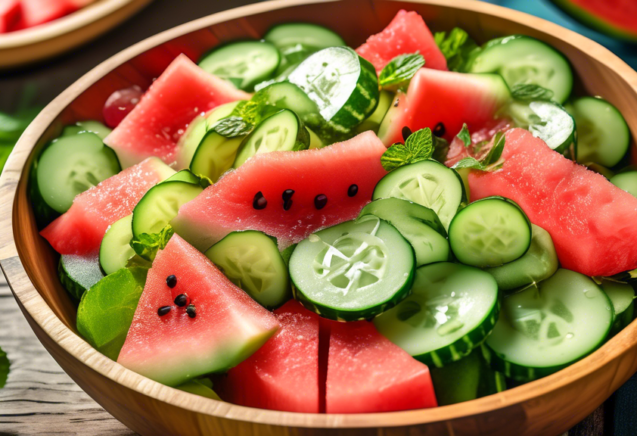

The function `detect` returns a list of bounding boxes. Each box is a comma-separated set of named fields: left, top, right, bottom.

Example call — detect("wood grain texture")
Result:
left=1, top=1, right=637, bottom=435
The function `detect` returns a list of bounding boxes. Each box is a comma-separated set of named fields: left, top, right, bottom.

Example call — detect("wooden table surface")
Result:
left=0, top=0, right=627, bottom=434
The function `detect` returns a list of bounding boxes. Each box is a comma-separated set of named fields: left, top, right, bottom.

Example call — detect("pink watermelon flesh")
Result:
left=356, top=10, right=447, bottom=73
left=214, top=300, right=320, bottom=413
left=325, top=319, right=437, bottom=413
left=104, top=54, right=250, bottom=168
left=171, top=131, right=388, bottom=251
left=379, top=69, right=510, bottom=146
left=40, top=157, right=172, bottom=256
left=0, top=0, right=20, bottom=33
left=469, top=128, right=637, bottom=277
left=117, top=235, right=279, bottom=386
left=16, top=0, right=78, bottom=29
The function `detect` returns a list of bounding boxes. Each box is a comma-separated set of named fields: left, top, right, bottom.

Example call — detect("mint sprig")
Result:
left=130, top=225, right=175, bottom=262
left=457, top=123, right=471, bottom=148
left=210, top=116, right=253, bottom=138
left=510, top=84, right=554, bottom=102
left=452, top=132, right=506, bottom=172
left=381, top=127, right=434, bottom=171
left=379, top=53, right=425, bottom=89
left=434, top=28, right=479, bottom=72
left=0, top=346, right=9, bottom=389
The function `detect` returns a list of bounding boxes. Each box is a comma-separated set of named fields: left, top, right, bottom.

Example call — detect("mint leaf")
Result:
left=457, top=123, right=471, bottom=148
left=434, top=28, right=479, bottom=72
left=210, top=116, right=253, bottom=138
left=511, top=84, right=554, bottom=102
left=379, top=53, right=425, bottom=88
left=0, top=347, right=9, bottom=389
left=452, top=157, right=486, bottom=171
left=130, top=225, right=175, bottom=261
left=452, top=132, right=506, bottom=172
left=484, top=132, right=506, bottom=166
left=381, top=127, right=434, bottom=171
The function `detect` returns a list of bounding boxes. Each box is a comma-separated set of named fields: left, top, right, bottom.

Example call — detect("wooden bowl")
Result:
left=0, top=0, right=153, bottom=69
left=1, top=1, right=637, bottom=434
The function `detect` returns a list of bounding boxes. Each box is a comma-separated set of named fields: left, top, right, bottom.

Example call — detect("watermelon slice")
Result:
left=378, top=68, right=510, bottom=146
left=117, top=234, right=279, bottom=386
left=15, top=0, right=80, bottom=29
left=214, top=300, right=320, bottom=413
left=469, top=128, right=637, bottom=277
left=104, top=55, right=250, bottom=168
left=356, top=10, right=447, bottom=73
left=550, top=0, right=637, bottom=42
left=171, top=131, right=388, bottom=251
left=40, top=157, right=174, bottom=256
left=324, top=319, right=437, bottom=413
left=0, top=0, right=21, bottom=33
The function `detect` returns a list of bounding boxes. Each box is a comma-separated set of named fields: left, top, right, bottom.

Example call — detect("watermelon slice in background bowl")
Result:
left=1, top=1, right=637, bottom=436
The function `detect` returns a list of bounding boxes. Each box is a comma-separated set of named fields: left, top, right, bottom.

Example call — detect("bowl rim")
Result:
left=2, top=0, right=637, bottom=429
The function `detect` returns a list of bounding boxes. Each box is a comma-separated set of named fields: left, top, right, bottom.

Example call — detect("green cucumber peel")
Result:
left=381, top=127, right=435, bottom=171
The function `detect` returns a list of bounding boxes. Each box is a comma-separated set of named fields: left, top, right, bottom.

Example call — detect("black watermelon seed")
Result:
left=253, top=191, right=267, bottom=210
left=283, top=198, right=293, bottom=211
left=433, top=122, right=446, bottom=137
left=157, top=306, right=171, bottom=316
left=314, top=194, right=328, bottom=210
left=186, top=304, right=196, bottom=319
left=174, top=294, right=188, bottom=307
left=402, top=126, right=412, bottom=142
left=347, top=184, right=358, bottom=197
left=282, top=189, right=295, bottom=201
left=394, top=98, right=400, bottom=108
left=166, top=275, right=177, bottom=288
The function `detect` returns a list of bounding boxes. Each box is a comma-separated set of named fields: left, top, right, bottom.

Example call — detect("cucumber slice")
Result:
left=374, top=262, right=499, bottom=367
left=36, top=132, right=121, bottom=214
left=611, top=171, right=637, bottom=198
left=59, top=254, right=104, bottom=301
left=198, top=41, right=280, bottom=91
left=307, top=128, right=324, bottom=149
left=62, top=120, right=112, bottom=140
left=205, top=231, right=291, bottom=309
left=132, top=181, right=203, bottom=240
left=601, top=280, right=635, bottom=335
left=100, top=215, right=135, bottom=276
left=165, top=170, right=200, bottom=185
left=449, top=196, right=532, bottom=268
left=485, top=269, right=613, bottom=381
left=233, top=109, right=310, bottom=168
left=359, top=198, right=450, bottom=267
left=372, top=159, right=466, bottom=230
left=507, top=101, right=577, bottom=159
left=356, top=90, right=393, bottom=134
left=289, top=216, right=415, bottom=321
left=467, top=35, right=573, bottom=104
left=569, top=97, right=630, bottom=168
left=253, top=82, right=323, bottom=129
left=485, top=224, right=558, bottom=292
left=191, top=130, right=244, bottom=183
left=288, top=47, right=379, bottom=132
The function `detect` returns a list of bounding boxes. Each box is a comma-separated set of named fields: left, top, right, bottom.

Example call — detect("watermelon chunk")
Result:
left=325, top=319, right=437, bottom=413
left=214, top=300, right=320, bottom=413
left=550, top=0, right=637, bottom=42
left=378, top=69, right=511, bottom=146
left=356, top=10, right=447, bottom=73
left=0, top=0, right=21, bottom=33
left=172, top=131, right=388, bottom=251
left=40, top=157, right=174, bottom=255
left=117, top=235, right=279, bottom=386
left=469, top=128, right=637, bottom=277
left=104, top=55, right=250, bottom=168
left=15, top=0, right=79, bottom=29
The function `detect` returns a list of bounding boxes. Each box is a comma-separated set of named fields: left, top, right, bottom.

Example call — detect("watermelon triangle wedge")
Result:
left=117, top=234, right=280, bottom=386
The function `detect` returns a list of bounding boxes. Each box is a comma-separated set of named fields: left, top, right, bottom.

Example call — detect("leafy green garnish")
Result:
left=379, top=53, right=425, bottom=89
left=434, top=28, right=479, bottom=72
left=210, top=116, right=253, bottom=138
left=452, top=132, right=506, bottom=172
left=510, top=84, right=554, bottom=102
left=381, top=127, right=434, bottom=171
left=457, top=123, right=471, bottom=148
left=0, top=347, right=9, bottom=389
left=432, top=136, right=450, bottom=163
left=130, top=225, right=175, bottom=261
left=485, top=131, right=506, bottom=165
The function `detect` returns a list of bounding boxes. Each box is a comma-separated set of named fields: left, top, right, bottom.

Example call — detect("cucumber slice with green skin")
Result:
left=307, top=128, right=324, bottom=149
left=100, top=215, right=135, bottom=276
left=358, top=198, right=450, bottom=267
left=476, top=346, right=507, bottom=398
left=485, top=224, right=558, bottom=292
left=233, top=109, right=310, bottom=168
left=356, top=90, right=393, bottom=134
left=374, top=262, right=500, bottom=368
left=253, top=82, right=324, bottom=129
left=166, top=170, right=201, bottom=185
left=36, top=132, right=121, bottom=214
left=507, top=101, right=577, bottom=159
left=205, top=231, right=291, bottom=309
left=373, top=159, right=466, bottom=230
left=198, top=41, right=280, bottom=91
left=611, top=171, right=637, bottom=198
left=132, top=181, right=203, bottom=240
left=485, top=269, right=613, bottom=382
left=449, top=196, right=532, bottom=268
left=62, top=120, right=112, bottom=140
left=467, top=35, right=573, bottom=104
left=569, top=97, right=630, bottom=168
left=288, top=47, right=379, bottom=132
left=601, top=280, right=635, bottom=335
left=289, top=216, right=415, bottom=321
left=191, top=131, right=243, bottom=183
left=59, top=254, right=104, bottom=301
